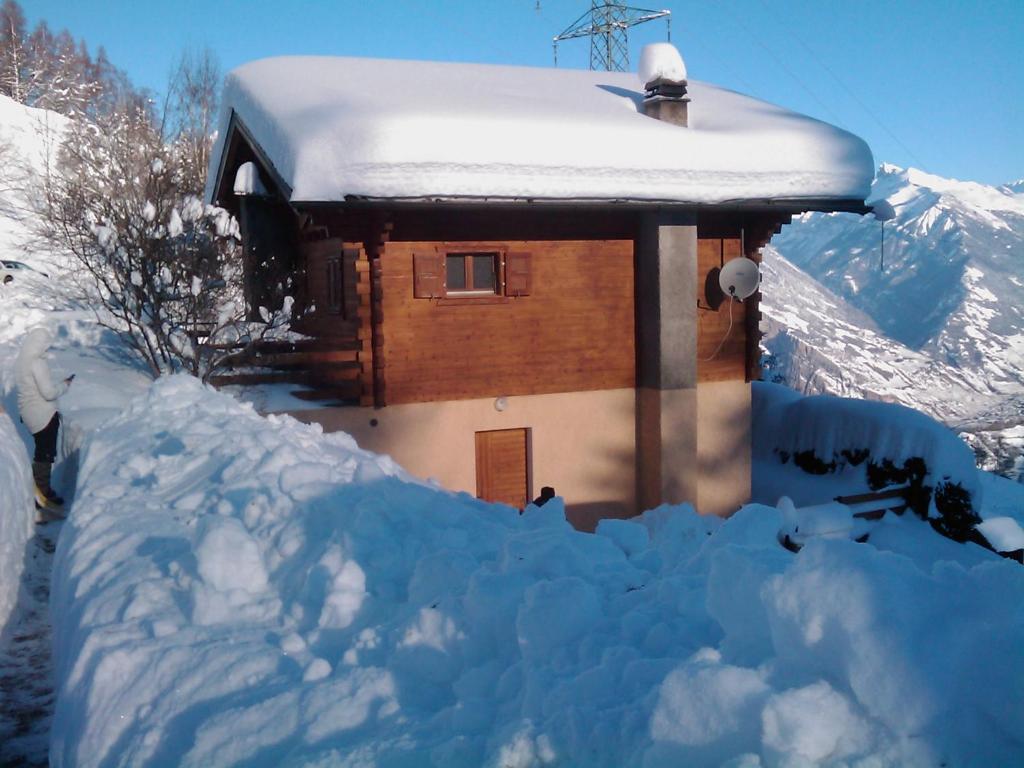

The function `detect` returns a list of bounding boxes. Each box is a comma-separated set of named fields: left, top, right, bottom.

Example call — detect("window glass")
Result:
left=472, top=254, right=496, bottom=292
left=446, top=255, right=466, bottom=290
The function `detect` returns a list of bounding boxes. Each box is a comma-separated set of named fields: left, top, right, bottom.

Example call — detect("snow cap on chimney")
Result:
left=638, top=42, right=687, bottom=88
left=638, top=43, right=689, bottom=127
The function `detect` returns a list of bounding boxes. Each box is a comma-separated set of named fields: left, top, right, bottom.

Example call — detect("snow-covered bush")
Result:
left=31, top=55, right=288, bottom=381
left=753, top=381, right=983, bottom=542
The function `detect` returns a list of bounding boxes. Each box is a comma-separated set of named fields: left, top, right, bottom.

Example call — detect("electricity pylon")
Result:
left=552, top=1, right=671, bottom=72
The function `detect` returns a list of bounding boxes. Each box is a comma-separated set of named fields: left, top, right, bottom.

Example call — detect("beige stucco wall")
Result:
left=697, top=380, right=752, bottom=516
left=287, top=380, right=751, bottom=527
left=289, top=388, right=637, bottom=531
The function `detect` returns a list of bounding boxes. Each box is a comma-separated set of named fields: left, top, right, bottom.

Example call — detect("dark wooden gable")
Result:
left=210, top=112, right=293, bottom=211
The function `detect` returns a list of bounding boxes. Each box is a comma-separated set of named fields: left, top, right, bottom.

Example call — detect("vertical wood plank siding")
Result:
left=380, top=239, right=635, bottom=404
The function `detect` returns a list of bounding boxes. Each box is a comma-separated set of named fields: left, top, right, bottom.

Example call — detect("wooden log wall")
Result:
left=379, top=239, right=635, bottom=404
left=366, top=215, right=391, bottom=407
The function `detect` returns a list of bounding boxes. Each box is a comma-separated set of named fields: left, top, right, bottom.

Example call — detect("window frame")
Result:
left=435, top=244, right=509, bottom=305
left=444, top=251, right=501, bottom=296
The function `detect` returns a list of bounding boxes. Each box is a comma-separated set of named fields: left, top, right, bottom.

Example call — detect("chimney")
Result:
left=638, top=43, right=689, bottom=127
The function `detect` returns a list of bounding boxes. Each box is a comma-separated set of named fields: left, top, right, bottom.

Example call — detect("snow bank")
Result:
left=208, top=56, right=873, bottom=204
left=49, top=375, right=1024, bottom=766
left=0, top=408, right=34, bottom=633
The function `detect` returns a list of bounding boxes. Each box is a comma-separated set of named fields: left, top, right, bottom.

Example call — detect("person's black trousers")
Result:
left=33, top=412, right=60, bottom=464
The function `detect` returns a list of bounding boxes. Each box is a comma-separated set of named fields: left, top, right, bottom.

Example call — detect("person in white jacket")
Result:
left=15, top=327, right=72, bottom=511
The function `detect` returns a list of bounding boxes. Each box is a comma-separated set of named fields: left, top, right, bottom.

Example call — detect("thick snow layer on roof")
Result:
left=209, top=56, right=874, bottom=204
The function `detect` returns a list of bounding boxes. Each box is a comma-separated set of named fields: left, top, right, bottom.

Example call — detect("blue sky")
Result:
left=25, top=0, right=1023, bottom=186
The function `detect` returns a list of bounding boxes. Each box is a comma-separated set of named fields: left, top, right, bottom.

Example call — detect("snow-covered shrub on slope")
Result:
left=50, top=376, right=1024, bottom=767
left=0, top=409, right=34, bottom=633
left=753, top=381, right=983, bottom=542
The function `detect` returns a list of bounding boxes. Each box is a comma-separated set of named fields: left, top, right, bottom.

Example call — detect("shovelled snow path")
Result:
left=0, top=521, right=61, bottom=767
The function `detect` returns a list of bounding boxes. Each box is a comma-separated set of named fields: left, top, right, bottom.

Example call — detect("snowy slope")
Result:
left=0, top=96, right=153, bottom=606
left=765, top=165, right=1024, bottom=478
left=0, top=96, right=71, bottom=636
left=0, top=95, right=155, bottom=766
left=0, top=94, right=152, bottom=459
left=1001, top=179, right=1024, bottom=195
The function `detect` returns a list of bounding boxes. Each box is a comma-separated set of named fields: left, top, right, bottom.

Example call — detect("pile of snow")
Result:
left=637, top=43, right=687, bottom=85
left=50, top=375, right=1024, bottom=766
left=209, top=55, right=873, bottom=204
left=0, top=409, right=34, bottom=632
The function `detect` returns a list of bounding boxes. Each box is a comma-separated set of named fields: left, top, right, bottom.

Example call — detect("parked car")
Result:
left=1, top=259, right=49, bottom=277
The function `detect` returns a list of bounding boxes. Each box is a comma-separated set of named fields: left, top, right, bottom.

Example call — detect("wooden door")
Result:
left=475, top=428, right=529, bottom=509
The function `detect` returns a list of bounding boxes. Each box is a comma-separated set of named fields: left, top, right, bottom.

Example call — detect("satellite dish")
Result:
left=719, top=257, right=760, bottom=300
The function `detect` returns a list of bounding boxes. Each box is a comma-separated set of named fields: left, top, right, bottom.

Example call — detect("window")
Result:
left=413, top=246, right=531, bottom=301
left=446, top=253, right=498, bottom=294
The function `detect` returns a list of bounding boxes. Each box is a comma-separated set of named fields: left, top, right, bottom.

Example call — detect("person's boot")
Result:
left=32, top=461, right=65, bottom=512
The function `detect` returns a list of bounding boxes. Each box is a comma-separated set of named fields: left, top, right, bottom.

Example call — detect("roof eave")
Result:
left=291, top=194, right=871, bottom=215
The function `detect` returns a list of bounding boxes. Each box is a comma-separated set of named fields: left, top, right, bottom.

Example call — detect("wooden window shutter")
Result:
left=504, top=252, right=531, bottom=297
left=413, top=252, right=445, bottom=298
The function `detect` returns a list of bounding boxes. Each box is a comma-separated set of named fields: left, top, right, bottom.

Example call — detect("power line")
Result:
left=718, top=3, right=845, bottom=126
left=753, top=0, right=928, bottom=170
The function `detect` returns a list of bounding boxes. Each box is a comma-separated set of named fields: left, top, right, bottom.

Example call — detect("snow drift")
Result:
left=0, top=409, right=34, bottom=633
left=49, top=376, right=1024, bottom=766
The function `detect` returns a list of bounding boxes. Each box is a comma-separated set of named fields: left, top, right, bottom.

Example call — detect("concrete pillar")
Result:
left=697, top=380, right=752, bottom=516
left=636, top=211, right=699, bottom=511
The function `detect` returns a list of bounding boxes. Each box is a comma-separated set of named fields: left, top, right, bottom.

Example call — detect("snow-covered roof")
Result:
left=208, top=55, right=874, bottom=206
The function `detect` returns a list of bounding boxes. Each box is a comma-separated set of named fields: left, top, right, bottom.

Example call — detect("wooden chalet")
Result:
left=206, top=48, right=874, bottom=529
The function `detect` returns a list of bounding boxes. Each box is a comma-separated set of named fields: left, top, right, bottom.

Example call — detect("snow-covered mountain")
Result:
left=764, top=164, right=1024, bottom=479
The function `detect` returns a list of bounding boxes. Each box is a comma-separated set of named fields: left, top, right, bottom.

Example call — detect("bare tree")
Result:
left=34, top=82, right=289, bottom=380
left=165, top=48, right=221, bottom=194
left=0, top=1, right=135, bottom=120
left=0, top=0, right=27, bottom=102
